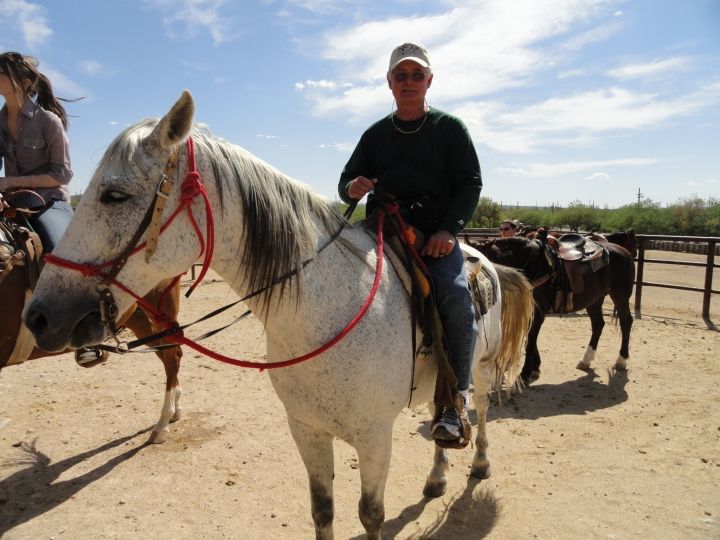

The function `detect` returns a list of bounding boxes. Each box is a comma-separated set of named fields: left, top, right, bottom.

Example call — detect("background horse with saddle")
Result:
left=476, top=227, right=636, bottom=385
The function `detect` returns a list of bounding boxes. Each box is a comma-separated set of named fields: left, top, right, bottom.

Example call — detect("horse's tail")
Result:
left=493, top=264, right=534, bottom=391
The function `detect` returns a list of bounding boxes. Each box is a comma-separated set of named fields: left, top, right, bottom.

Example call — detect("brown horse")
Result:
left=520, top=225, right=638, bottom=259
left=477, top=229, right=635, bottom=384
left=1, top=204, right=183, bottom=444
left=591, top=229, right=637, bottom=258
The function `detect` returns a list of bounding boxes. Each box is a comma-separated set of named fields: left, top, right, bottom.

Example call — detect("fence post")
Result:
left=634, top=236, right=646, bottom=319
left=702, top=239, right=716, bottom=320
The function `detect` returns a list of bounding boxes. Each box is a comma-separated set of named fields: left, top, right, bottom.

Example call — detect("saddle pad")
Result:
left=468, top=263, right=497, bottom=318
left=461, top=243, right=498, bottom=318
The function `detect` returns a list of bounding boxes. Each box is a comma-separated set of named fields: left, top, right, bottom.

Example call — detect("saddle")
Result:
left=545, top=232, right=609, bottom=311
left=0, top=211, right=43, bottom=291
left=1, top=197, right=44, bottom=367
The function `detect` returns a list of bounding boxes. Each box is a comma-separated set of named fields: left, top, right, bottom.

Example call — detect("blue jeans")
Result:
left=27, top=199, right=73, bottom=253
left=423, top=241, right=478, bottom=391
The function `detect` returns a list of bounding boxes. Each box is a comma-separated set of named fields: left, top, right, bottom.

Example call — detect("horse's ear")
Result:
left=146, top=90, right=195, bottom=151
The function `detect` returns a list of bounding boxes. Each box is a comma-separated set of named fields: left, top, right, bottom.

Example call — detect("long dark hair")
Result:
left=0, top=51, right=75, bottom=130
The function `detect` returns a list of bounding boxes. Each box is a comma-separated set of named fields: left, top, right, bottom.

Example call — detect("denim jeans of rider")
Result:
left=27, top=199, right=73, bottom=253
left=424, top=241, right=478, bottom=391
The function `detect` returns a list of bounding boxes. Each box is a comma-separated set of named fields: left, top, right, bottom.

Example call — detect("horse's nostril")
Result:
left=24, top=307, right=48, bottom=335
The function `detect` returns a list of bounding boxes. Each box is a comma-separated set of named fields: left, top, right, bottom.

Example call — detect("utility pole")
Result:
left=637, top=187, right=643, bottom=207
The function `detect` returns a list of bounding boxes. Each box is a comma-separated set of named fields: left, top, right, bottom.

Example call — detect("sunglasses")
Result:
left=499, top=227, right=512, bottom=231
left=392, top=71, right=427, bottom=83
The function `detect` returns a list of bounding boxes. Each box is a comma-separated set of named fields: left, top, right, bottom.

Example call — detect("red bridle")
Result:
left=44, top=137, right=214, bottom=333
left=42, top=136, right=389, bottom=371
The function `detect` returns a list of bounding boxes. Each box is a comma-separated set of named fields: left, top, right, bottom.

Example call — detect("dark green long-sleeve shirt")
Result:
left=338, top=107, right=481, bottom=236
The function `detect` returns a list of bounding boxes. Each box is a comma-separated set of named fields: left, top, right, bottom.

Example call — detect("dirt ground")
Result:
left=1, top=250, right=719, bottom=539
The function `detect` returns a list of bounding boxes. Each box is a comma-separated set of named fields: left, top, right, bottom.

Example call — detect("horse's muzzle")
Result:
left=24, top=295, right=108, bottom=352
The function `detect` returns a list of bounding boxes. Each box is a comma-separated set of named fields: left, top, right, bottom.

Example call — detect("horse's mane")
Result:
left=100, top=119, right=345, bottom=311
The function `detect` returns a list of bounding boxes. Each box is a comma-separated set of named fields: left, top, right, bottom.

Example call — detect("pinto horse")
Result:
left=1, top=198, right=183, bottom=444
left=23, top=91, right=534, bottom=539
left=478, top=229, right=635, bottom=384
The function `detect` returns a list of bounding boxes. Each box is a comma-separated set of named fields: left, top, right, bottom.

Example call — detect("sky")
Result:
left=2, top=0, right=719, bottom=209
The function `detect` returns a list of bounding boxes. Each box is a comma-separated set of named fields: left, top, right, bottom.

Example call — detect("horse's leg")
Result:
left=354, top=425, right=393, bottom=540
left=522, top=309, right=545, bottom=384
left=577, top=299, right=605, bottom=371
left=123, top=304, right=182, bottom=444
left=469, top=359, right=493, bottom=479
left=423, top=400, right=449, bottom=497
left=610, top=293, right=633, bottom=371
left=286, top=416, right=336, bottom=540
left=423, top=443, right=449, bottom=498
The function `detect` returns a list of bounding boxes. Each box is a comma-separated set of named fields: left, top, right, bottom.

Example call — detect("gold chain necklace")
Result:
left=391, top=112, right=428, bottom=134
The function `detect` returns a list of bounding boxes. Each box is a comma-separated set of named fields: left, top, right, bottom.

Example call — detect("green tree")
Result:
left=470, top=197, right=502, bottom=228
left=671, top=196, right=710, bottom=235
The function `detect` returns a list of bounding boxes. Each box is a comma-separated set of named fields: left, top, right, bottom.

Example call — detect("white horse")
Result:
left=24, top=91, right=533, bottom=539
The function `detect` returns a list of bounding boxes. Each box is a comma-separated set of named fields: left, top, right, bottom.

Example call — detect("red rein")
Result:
left=44, top=138, right=386, bottom=371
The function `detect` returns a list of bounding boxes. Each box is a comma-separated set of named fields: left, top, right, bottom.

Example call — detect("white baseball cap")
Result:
left=388, top=42, right=431, bottom=71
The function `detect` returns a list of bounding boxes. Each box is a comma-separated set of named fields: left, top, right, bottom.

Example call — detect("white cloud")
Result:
left=686, top=178, right=717, bottom=187
left=144, top=0, right=237, bottom=45
left=256, top=134, right=279, bottom=139
left=77, top=60, right=104, bottom=76
left=299, top=0, right=613, bottom=119
left=294, top=79, right=339, bottom=91
left=282, top=0, right=357, bottom=14
left=1, top=0, right=52, bottom=48
left=456, top=82, right=720, bottom=153
left=41, top=66, right=88, bottom=99
left=607, top=56, right=693, bottom=80
left=318, top=142, right=354, bottom=152
left=557, top=68, right=587, bottom=79
left=494, top=158, right=657, bottom=178
left=585, top=172, right=610, bottom=181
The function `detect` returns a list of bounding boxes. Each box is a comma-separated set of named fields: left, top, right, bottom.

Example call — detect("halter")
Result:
left=45, top=137, right=214, bottom=341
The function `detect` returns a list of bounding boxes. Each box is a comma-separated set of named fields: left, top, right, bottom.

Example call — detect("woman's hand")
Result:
left=422, top=230, right=456, bottom=258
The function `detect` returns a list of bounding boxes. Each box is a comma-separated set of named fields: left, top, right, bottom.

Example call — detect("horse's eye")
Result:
left=100, top=190, right=131, bottom=204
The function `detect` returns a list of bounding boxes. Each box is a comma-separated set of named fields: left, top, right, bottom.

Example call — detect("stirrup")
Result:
left=431, top=407, right=462, bottom=441
left=75, top=347, right=108, bottom=368
left=432, top=399, right=472, bottom=450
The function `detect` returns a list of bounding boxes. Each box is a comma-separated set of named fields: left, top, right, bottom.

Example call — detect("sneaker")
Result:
left=431, top=406, right=462, bottom=441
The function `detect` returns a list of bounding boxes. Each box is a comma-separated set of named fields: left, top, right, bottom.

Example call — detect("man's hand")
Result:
left=346, top=176, right=377, bottom=200
left=422, top=229, right=456, bottom=258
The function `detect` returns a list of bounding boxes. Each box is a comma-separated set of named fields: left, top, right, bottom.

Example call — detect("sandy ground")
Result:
left=1, top=250, right=719, bottom=539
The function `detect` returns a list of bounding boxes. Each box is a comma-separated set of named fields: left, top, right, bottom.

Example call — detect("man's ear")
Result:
left=426, top=73, right=433, bottom=89
left=387, top=74, right=392, bottom=89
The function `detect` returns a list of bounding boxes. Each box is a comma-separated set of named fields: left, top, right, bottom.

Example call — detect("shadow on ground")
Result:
left=0, top=427, right=152, bottom=535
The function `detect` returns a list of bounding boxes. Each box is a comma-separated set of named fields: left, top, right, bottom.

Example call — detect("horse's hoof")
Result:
left=576, top=361, right=592, bottom=372
left=148, top=429, right=168, bottom=444
left=423, top=480, right=447, bottom=498
left=470, top=464, right=491, bottom=480
left=170, top=409, right=183, bottom=423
